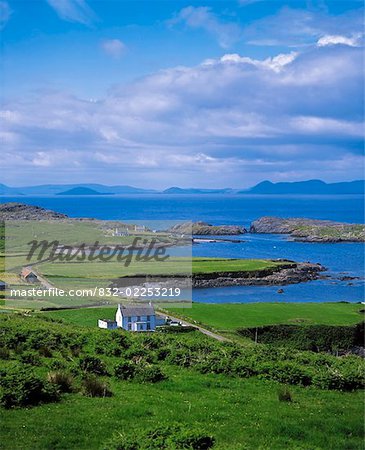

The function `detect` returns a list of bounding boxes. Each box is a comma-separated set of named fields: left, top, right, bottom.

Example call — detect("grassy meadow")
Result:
left=165, top=302, right=365, bottom=331
left=0, top=312, right=364, bottom=450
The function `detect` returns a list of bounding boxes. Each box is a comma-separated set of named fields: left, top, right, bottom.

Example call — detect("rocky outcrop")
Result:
left=193, top=262, right=326, bottom=288
left=170, top=221, right=247, bottom=235
left=0, top=202, right=68, bottom=220
left=250, top=217, right=365, bottom=242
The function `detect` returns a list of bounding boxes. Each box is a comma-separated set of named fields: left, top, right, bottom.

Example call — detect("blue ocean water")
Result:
left=2, top=194, right=364, bottom=303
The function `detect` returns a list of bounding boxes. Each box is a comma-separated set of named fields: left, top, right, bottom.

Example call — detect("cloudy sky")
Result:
left=0, top=0, right=363, bottom=188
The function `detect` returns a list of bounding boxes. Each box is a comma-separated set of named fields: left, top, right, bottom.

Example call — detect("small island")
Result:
left=250, top=216, right=365, bottom=242
left=170, top=221, right=246, bottom=235
left=57, top=187, right=113, bottom=196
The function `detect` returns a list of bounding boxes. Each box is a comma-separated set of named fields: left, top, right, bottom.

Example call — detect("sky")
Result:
left=0, top=0, right=364, bottom=189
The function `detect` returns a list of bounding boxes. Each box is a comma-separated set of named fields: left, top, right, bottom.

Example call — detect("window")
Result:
left=147, top=323, right=151, bottom=330
left=137, top=316, right=141, bottom=321
left=146, top=315, right=150, bottom=321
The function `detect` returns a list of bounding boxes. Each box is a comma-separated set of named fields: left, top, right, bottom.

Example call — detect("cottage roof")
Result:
left=21, top=267, right=37, bottom=278
left=119, top=305, right=155, bottom=317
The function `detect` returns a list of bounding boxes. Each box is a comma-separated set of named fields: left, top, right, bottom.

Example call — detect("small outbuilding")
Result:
left=20, top=267, right=38, bottom=283
left=98, top=319, right=118, bottom=330
left=0, top=280, right=7, bottom=291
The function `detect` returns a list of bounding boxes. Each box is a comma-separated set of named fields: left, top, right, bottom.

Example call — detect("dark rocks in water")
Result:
left=170, top=221, right=247, bottom=235
left=250, top=216, right=365, bottom=242
left=193, top=262, right=326, bottom=288
left=0, top=202, right=68, bottom=220
left=277, top=288, right=284, bottom=294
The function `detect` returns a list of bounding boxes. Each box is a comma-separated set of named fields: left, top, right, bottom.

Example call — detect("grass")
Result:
left=40, top=302, right=365, bottom=331
left=0, top=364, right=363, bottom=449
left=0, top=312, right=364, bottom=449
left=165, top=302, right=365, bottom=332
left=192, top=258, right=285, bottom=274
left=40, top=307, right=117, bottom=327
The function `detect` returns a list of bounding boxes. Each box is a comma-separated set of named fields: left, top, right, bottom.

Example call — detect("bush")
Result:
left=0, top=367, right=60, bottom=408
left=47, top=371, right=75, bottom=393
left=82, top=375, right=112, bottom=398
left=104, top=423, right=215, bottom=450
left=278, top=386, right=292, bottom=402
left=114, top=360, right=136, bottom=380
left=38, top=346, right=53, bottom=358
left=0, top=347, right=10, bottom=360
left=19, top=351, right=41, bottom=366
left=79, top=356, right=108, bottom=376
left=258, top=361, right=312, bottom=386
left=134, top=365, right=167, bottom=383
left=48, top=359, right=67, bottom=371
left=237, top=323, right=364, bottom=352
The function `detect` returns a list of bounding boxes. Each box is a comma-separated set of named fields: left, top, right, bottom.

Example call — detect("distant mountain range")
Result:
left=243, top=180, right=365, bottom=195
left=0, top=180, right=364, bottom=196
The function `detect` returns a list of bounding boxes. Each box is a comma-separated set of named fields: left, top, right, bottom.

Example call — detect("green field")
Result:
left=41, top=306, right=117, bottom=327
left=1, top=367, right=363, bottom=450
left=40, top=302, right=364, bottom=331
left=192, top=258, right=284, bottom=274
left=0, top=313, right=364, bottom=450
left=166, top=302, right=365, bottom=331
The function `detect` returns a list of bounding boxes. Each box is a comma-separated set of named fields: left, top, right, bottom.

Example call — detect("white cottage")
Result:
left=98, top=319, right=118, bottom=330
left=116, top=304, right=156, bottom=331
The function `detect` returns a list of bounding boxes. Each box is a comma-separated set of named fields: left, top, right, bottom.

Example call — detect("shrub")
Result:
left=48, top=359, right=67, bottom=371
left=257, top=361, right=312, bottom=386
left=134, top=365, right=167, bottom=383
left=47, top=371, right=75, bottom=393
left=104, top=423, right=215, bottom=450
left=0, top=347, right=10, bottom=360
left=114, top=360, right=136, bottom=380
left=19, top=351, right=41, bottom=366
left=278, top=386, right=293, bottom=402
left=237, top=323, right=364, bottom=352
left=38, top=346, right=53, bottom=358
left=70, top=344, right=81, bottom=357
left=0, top=367, right=60, bottom=408
left=79, top=356, right=108, bottom=376
left=82, top=375, right=112, bottom=398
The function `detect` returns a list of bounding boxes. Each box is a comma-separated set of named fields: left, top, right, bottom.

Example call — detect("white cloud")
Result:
left=46, top=0, right=97, bottom=25
left=217, top=51, right=298, bottom=72
left=1, top=44, right=363, bottom=186
left=291, top=116, right=364, bottom=137
left=317, top=34, right=363, bottom=47
left=0, top=1, right=11, bottom=29
left=168, top=6, right=242, bottom=48
left=101, top=39, right=126, bottom=59
left=244, top=6, right=363, bottom=47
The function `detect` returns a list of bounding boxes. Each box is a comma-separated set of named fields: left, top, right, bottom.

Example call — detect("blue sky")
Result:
left=0, top=0, right=363, bottom=188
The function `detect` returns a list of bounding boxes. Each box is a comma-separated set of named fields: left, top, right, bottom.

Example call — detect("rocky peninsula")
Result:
left=192, top=261, right=326, bottom=288
left=0, top=202, right=68, bottom=220
left=170, top=221, right=247, bottom=235
left=250, top=217, right=365, bottom=242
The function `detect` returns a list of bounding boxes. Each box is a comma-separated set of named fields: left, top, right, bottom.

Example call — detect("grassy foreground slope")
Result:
left=0, top=313, right=364, bottom=450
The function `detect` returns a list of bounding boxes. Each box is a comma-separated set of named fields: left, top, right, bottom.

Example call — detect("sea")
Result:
left=2, top=194, right=364, bottom=304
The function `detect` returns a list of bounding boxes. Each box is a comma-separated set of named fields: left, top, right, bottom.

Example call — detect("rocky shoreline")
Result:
left=170, top=221, right=247, bottom=235
left=193, top=261, right=326, bottom=288
left=250, top=217, right=365, bottom=243
left=111, top=261, right=326, bottom=290
left=0, top=202, right=68, bottom=220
